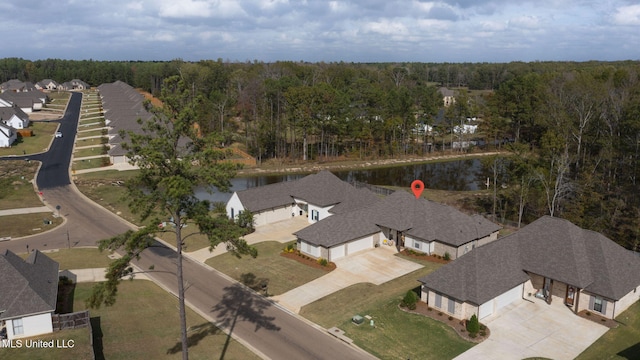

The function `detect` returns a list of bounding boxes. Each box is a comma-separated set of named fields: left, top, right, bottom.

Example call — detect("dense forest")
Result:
left=2, top=57, right=639, bottom=250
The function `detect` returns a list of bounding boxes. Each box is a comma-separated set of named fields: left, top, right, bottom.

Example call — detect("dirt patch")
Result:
left=577, top=309, right=618, bottom=329
left=399, top=249, right=451, bottom=264
left=401, top=302, right=491, bottom=343
left=280, top=251, right=336, bottom=271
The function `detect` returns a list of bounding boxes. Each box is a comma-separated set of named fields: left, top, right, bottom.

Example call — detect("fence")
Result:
left=52, top=310, right=90, bottom=331
left=351, top=181, right=395, bottom=196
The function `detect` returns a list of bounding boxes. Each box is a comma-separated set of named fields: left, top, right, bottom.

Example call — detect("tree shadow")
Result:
left=617, top=342, right=640, bottom=359
left=212, top=283, right=281, bottom=360
left=166, top=322, right=223, bottom=355
left=239, top=272, right=270, bottom=296
left=90, top=317, right=104, bottom=360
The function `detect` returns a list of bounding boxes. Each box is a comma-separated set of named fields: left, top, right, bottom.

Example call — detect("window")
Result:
left=594, top=297, right=603, bottom=313
left=591, top=296, right=607, bottom=314
left=311, top=210, right=319, bottom=221
left=414, top=240, right=421, bottom=249
left=448, top=298, right=455, bottom=314
left=13, top=318, right=23, bottom=335
left=435, top=293, right=442, bottom=308
left=230, top=208, right=234, bottom=219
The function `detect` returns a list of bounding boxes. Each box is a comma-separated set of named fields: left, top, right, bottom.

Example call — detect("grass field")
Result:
left=0, top=281, right=260, bottom=360
left=74, top=146, right=105, bottom=158
left=206, top=241, right=329, bottom=296
left=298, top=259, right=473, bottom=360
left=72, top=157, right=110, bottom=171
left=75, top=137, right=105, bottom=147
left=0, top=160, right=43, bottom=209
left=576, top=301, right=640, bottom=359
left=74, top=172, right=140, bottom=225
left=0, top=122, right=59, bottom=156
left=0, top=213, right=62, bottom=238
left=73, top=281, right=259, bottom=360
left=33, top=248, right=114, bottom=269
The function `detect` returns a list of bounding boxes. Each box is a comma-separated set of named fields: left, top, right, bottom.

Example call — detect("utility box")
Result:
left=352, top=315, right=364, bottom=325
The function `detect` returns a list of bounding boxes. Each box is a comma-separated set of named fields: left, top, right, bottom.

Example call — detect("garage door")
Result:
left=329, top=245, right=346, bottom=260
left=347, top=236, right=373, bottom=255
left=478, top=301, right=493, bottom=319
left=495, top=283, right=523, bottom=311
left=301, top=241, right=321, bottom=258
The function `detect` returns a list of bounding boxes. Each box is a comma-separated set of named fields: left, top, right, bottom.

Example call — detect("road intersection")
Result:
left=0, top=92, right=376, bottom=360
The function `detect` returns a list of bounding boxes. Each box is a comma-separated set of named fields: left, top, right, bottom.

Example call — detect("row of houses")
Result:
left=0, top=92, right=37, bottom=147
left=226, top=171, right=640, bottom=322
left=0, top=79, right=89, bottom=93
left=96, top=80, right=151, bottom=164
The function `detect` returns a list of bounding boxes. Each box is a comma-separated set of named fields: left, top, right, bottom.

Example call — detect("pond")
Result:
left=196, top=158, right=484, bottom=204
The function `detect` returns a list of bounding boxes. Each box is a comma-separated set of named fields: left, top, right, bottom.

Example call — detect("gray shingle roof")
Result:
left=419, top=216, right=640, bottom=303
left=235, top=170, right=379, bottom=213
left=0, top=250, right=59, bottom=320
left=296, top=190, right=500, bottom=248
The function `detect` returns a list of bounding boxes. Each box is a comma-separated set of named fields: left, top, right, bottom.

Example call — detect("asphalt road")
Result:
left=0, top=92, right=376, bottom=360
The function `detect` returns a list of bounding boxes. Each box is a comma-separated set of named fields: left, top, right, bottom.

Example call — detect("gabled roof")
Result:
left=419, top=216, right=640, bottom=303
left=235, top=170, right=379, bottom=214
left=296, top=190, right=500, bottom=248
left=0, top=106, right=29, bottom=123
left=0, top=250, right=59, bottom=320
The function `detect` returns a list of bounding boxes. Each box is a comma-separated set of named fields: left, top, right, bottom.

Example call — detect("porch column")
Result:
left=574, top=289, right=581, bottom=314
left=547, top=280, right=553, bottom=305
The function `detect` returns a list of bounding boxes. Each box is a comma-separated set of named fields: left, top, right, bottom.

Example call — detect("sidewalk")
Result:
left=73, top=162, right=139, bottom=174
left=187, top=216, right=308, bottom=262
left=0, top=206, right=52, bottom=216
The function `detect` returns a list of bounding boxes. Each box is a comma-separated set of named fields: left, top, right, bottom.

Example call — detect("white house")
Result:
left=0, top=106, right=30, bottom=129
left=0, top=250, right=59, bottom=340
left=0, top=123, right=17, bottom=147
left=226, top=171, right=379, bottom=227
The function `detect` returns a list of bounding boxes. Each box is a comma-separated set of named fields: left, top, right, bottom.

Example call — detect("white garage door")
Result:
left=478, top=301, right=493, bottom=319
left=347, top=236, right=373, bottom=255
left=495, top=283, right=523, bottom=311
left=301, top=241, right=321, bottom=258
left=329, top=245, right=346, bottom=260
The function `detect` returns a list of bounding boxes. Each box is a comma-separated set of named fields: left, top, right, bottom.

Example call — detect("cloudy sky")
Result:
left=3, top=0, right=639, bottom=63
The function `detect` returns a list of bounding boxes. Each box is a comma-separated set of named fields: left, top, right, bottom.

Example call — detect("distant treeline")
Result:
left=2, top=57, right=640, bottom=248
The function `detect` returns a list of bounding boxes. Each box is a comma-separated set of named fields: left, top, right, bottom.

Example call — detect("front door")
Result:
left=565, top=286, right=575, bottom=306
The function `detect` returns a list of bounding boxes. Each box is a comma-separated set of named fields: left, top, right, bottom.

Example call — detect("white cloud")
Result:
left=508, top=15, right=541, bottom=29
left=611, top=4, right=640, bottom=25
left=362, top=19, right=409, bottom=36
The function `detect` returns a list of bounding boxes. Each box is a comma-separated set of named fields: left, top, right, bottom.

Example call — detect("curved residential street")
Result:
left=0, top=93, right=376, bottom=360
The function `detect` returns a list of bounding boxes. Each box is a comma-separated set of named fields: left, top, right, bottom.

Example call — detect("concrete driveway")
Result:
left=272, top=248, right=423, bottom=313
left=454, top=299, right=608, bottom=360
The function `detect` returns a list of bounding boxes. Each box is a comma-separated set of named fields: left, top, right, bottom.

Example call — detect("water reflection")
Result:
left=196, top=159, right=482, bottom=204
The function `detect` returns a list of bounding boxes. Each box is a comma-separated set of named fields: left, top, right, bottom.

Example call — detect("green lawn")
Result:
left=77, top=122, right=105, bottom=130
left=0, top=122, right=59, bottom=156
left=74, top=174, right=140, bottom=225
left=76, top=129, right=106, bottom=138
left=33, top=248, right=113, bottom=269
left=74, top=146, right=106, bottom=158
left=72, top=157, right=110, bottom=170
left=75, top=137, right=105, bottom=147
left=206, top=241, right=329, bottom=296
left=298, top=261, right=472, bottom=360
left=75, top=281, right=259, bottom=360
left=0, top=160, right=43, bottom=209
left=576, top=301, right=640, bottom=360
left=0, top=213, right=63, bottom=238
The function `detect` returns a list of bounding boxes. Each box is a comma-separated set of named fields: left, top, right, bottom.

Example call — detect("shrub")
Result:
left=444, top=252, right=451, bottom=261
left=402, top=290, right=418, bottom=310
left=448, top=316, right=454, bottom=321
left=317, top=258, right=328, bottom=267
left=467, top=314, right=480, bottom=335
left=427, top=307, right=432, bottom=311
left=480, top=330, right=486, bottom=337
left=438, top=312, right=444, bottom=316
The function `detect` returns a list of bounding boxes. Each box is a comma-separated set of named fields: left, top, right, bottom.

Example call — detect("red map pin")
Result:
left=411, top=180, right=424, bottom=199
